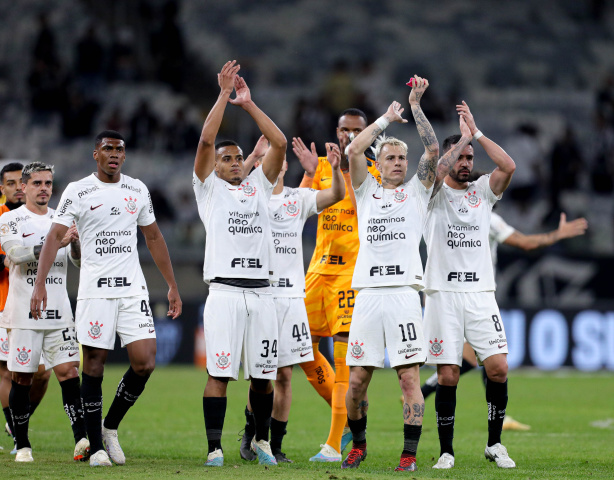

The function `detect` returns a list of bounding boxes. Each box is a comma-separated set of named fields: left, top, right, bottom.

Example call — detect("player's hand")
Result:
left=228, top=76, right=252, bottom=107
left=408, top=75, right=429, bottom=105
left=251, top=135, right=269, bottom=159
left=167, top=286, right=182, bottom=319
left=557, top=213, right=588, bottom=240
left=218, top=60, right=240, bottom=94
left=60, top=225, right=78, bottom=248
left=456, top=101, right=478, bottom=136
left=384, top=101, right=408, bottom=124
left=326, top=143, right=341, bottom=170
left=292, top=137, right=319, bottom=176
left=459, top=114, right=472, bottom=139
left=30, top=283, right=48, bottom=320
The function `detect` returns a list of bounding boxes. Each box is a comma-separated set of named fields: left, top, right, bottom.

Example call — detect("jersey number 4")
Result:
left=292, top=323, right=310, bottom=342
left=261, top=340, right=278, bottom=358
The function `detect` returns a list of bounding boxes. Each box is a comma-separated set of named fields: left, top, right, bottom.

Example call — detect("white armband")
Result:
left=473, top=130, right=484, bottom=141
left=375, top=116, right=390, bottom=131
left=69, top=252, right=81, bottom=268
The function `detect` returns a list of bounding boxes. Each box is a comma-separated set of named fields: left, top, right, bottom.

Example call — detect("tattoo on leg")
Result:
left=408, top=402, right=425, bottom=425
left=403, top=402, right=411, bottom=422
left=359, top=400, right=368, bottom=418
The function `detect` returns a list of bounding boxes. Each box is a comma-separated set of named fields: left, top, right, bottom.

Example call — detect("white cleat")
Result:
left=89, top=449, right=112, bottom=467
left=74, top=437, right=91, bottom=461
left=205, top=448, right=224, bottom=466
left=15, top=447, right=34, bottom=462
left=432, top=452, right=454, bottom=469
left=309, top=443, right=342, bottom=462
left=485, top=443, right=516, bottom=468
left=250, top=438, right=277, bottom=466
left=102, top=423, right=126, bottom=465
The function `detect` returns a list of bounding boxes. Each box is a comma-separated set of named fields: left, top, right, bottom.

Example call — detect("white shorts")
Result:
left=346, top=287, right=426, bottom=369
left=8, top=327, right=78, bottom=373
left=0, top=326, right=9, bottom=362
left=75, top=295, right=155, bottom=350
left=204, top=284, right=278, bottom=381
left=275, top=297, right=314, bottom=368
left=423, top=290, right=507, bottom=366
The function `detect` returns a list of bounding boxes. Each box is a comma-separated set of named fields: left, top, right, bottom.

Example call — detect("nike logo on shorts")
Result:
left=22, top=233, right=34, bottom=237
left=405, top=353, right=418, bottom=359
left=300, top=352, right=310, bottom=357
left=262, top=369, right=275, bottom=374
left=498, top=344, right=507, bottom=349
left=68, top=352, right=78, bottom=357
left=341, top=321, right=351, bottom=326
left=149, top=329, right=155, bottom=333
left=90, top=204, right=103, bottom=210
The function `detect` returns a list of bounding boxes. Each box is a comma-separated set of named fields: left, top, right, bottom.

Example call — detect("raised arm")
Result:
left=140, top=222, right=182, bottom=319
left=347, top=101, right=407, bottom=189
left=408, top=75, right=440, bottom=189
left=431, top=114, right=473, bottom=198
left=30, top=222, right=69, bottom=319
left=315, top=143, right=345, bottom=211
left=242, top=135, right=269, bottom=177
left=229, top=76, right=287, bottom=184
left=457, top=101, right=516, bottom=196
left=194, top=60, right=241, bottom=182
left=504, top=213, right=587, bottom=251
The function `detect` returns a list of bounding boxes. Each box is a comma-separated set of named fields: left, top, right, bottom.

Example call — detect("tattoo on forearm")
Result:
left=416, top=153, right=437, bottom=183
left=411, top=105, right=437, bottom=153
left=370, top=126, right=383, bottom=141
left=359, top=400, right=369, bottom=418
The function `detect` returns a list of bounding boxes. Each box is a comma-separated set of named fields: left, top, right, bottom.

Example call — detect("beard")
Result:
left=449, top=168, right=470, bottom=183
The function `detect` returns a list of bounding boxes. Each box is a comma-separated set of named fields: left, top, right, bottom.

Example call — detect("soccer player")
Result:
left=0, top=162, right=88, bottom=462
left=342, top=80, right=469, bottom=472
left=423, top=101, right=517, bottom=469
left=194, top=61, right=286, bottom=467
left=30, top=130, right=182, bottom=467
left=0, top=162, right=51, bottom=453
left=421, top=210, right=588, bottom=425
left=292, top=109, right=381, bottom=462
left=239, top=143, right=345, bottom=463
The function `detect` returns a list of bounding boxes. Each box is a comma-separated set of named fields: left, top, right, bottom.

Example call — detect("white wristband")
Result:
left=473, top=130, right=483, bottom=141
left=374, top=116, right=390, bottom=131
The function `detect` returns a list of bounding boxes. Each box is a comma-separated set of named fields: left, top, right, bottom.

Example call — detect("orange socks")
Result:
left=300, top=342, right=335, bottom=406
left=326, top=342, right=349, bottom=453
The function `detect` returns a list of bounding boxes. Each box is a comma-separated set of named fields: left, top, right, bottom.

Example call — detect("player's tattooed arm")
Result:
left=348, top=101, right=407, bottom=189
left=431, top=115, right=472, bottom=198
left=408, top=75, right=439, bottom=189
left=194, top=60, right=240, bottom=182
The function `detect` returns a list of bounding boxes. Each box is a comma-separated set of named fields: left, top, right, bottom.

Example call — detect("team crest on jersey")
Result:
left=125, top=196, right=138, bottom=214
left=0, top=224, right=8, bottom=235
left=215, top=351, right=231, bottom=370
left=393, top=188, right=408, bottom=203
left=16, top=347, right=31, bottom=366
left=284, top=201, right=300, bottom=217
left=238, top=182, right=256, bottom=197
left=0, top=337, right=8, bottom=355
left=429, top=338, right=444, bottom=357
left=350, top=341, right=365, bottom=359
left=88, top=321, right=104, bottom=340
left=464, top=190, right=481, bottom=208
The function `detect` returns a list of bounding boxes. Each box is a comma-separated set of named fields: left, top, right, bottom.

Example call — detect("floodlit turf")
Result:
left=1, top=365, right=613, bottom=479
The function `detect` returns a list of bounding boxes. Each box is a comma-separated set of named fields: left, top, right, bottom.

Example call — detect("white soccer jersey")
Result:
left=0, top=206, right=73, bottom=329
left=424, top=174, right=500, bottom=292
left=268, top=186, right=319, bottom=297
left=352, top=174, right=431, bottom=290
left=194, top=167, right=276, bottom=283
left=53, top=174, right=155, bottom=299
left=489, top=212, right=515, bottom=270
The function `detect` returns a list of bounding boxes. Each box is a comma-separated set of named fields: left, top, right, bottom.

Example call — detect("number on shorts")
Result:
left=141, top=300, right=151, bottom=317
left=292, top=323, right=310, bottom=342
left=61, top=327, right=71, bottom=342
left=492, top=314, right=502, bottom=332
left=338, top=290, right=355, bottom=309
left=261, top=339, right=278, bottom=358
left=398, top=323, right=417, bottom=342
left=302, top=322, right=310, bottom=340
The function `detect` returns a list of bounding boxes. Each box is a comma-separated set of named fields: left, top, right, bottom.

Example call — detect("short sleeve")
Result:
left=298, top=188, right=320, bottom=220
left=353, top=173, right=378, bottom=210
left=409, top=174, right=434, bottom=209
left=193, top=170, right=215, bottom=204
left=248, top=166, right=276, bottom=200
left=137, top=182, right=156, bottom=227
left=477, top=174, right=501, bottom=206
left=490, top=212, right=515, bottom=243
left=0, top=213, right=21, bottom=251
left=53, top=184, right=80, bottom=227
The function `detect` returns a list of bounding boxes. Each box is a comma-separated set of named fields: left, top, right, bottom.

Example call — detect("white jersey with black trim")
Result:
left=194, top=167, right=276, bottom=283
left=53, top=173, right=155, bottom=300
left=489, top=211, right=515, bottom=270
left=352, top=174, right=431, bottom=290
left=0, top=206, right=73, bottom=329
left=268, top=186, right=319, bottom=297
left=424, top=174, right=501, bottom=292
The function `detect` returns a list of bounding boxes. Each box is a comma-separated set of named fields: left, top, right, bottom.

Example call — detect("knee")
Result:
left=132, top=360, right=155, bottom=377
left=437, top=369, right=459, bottom=386
left=486, top=363, right=508, bottom=383
left=251, top=378, right=271, bottom=394
left=12, top=372, right=33, bottom=386
left=275, top=368, right=292, bottom=388
left=348, top=372, right=366, bottom=397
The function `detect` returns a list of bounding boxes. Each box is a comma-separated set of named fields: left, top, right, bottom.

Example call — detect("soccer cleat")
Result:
left=341, top=446, right=367, bottom=469
left=485, top=443, right=516, bottom=468
left=15, top=447, right=34, bottom=462
left=239, top=429, right=256, bottom=461
left=5, top=422, right=11, bottom=436
left=274, top=451, right=293, bottom=463
left=205, top=448, right=224, bottom=467
left=502, top=415, right=531, bottom=431
left=432, top=452, right=454, bottom=469
left=74, top=437, right=91, bottom=462
left=395, top=455, right=417, bottom=471
left=340, top=427, right=353, bottom=453
left=89, top=449, right=112, bottom=467
left=102, top=423, right=126, bottom=465
left=251, top=438, right=278, bottom=466
left=309, top=443, right=341, bottom=462
left=10, top=440, right=17, bottom=455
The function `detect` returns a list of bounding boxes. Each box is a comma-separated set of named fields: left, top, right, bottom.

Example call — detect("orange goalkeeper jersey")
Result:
left=0, top=204, right=9, bottom=311
left=303, top=157, right=380, bottom=276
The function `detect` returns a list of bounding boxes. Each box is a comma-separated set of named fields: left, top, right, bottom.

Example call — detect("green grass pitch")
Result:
left=1, top=365, right=613, bottom=479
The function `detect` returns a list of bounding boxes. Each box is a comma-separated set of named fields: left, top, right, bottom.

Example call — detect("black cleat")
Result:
left=238, top=429, right=256, bottom=461
left=341, top=446, right=367, bottom=469
left=273, top=450, right=293, bottom=463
